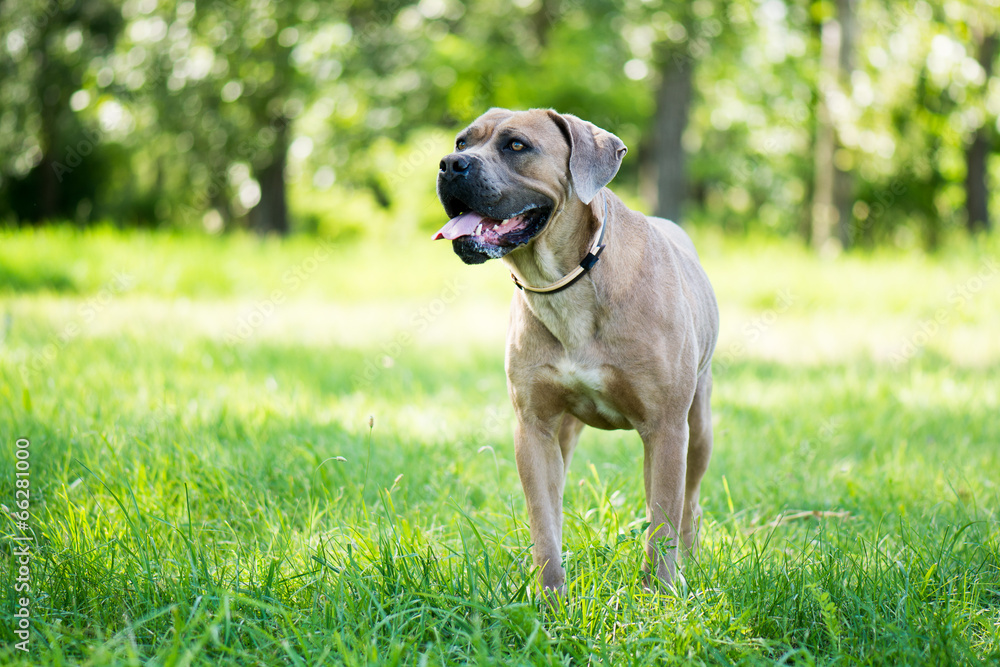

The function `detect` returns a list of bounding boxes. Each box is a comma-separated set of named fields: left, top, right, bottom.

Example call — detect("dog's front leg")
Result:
left=641, top=418, right=690, bottom=589
left=514, top=417, right=568, bottom=596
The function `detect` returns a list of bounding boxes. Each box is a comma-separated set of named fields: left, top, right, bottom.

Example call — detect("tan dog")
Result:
left=433, top=108, right=719, bottom=594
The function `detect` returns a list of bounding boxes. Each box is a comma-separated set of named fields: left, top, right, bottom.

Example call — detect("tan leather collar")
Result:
left=509, top=192, right=608, bottom=294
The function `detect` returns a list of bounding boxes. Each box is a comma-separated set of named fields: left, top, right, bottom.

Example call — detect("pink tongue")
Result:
left=432, top=212, right=494, bottom=240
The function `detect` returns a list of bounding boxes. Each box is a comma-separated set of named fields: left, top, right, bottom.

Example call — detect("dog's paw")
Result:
left=642, top=569, right=688, bottom=598
left=532, top=582, right=567, bottom=616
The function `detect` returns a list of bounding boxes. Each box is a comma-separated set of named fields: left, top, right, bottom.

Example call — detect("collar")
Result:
left=509, top=192, right=608, bottom=295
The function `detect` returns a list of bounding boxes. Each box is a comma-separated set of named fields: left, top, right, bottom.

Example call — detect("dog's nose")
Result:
left=439, top=154, right=471, bottom=180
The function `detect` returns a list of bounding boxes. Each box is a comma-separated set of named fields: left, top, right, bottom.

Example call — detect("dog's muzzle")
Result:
left=434, top=154, right=553, bottom=264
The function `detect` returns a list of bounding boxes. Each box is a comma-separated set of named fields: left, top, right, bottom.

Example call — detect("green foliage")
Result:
left=1, top=229, right=998, bottom=664
left=1, top=0, right=998, bottom=242
left=0, top=0, right=123, bottom=222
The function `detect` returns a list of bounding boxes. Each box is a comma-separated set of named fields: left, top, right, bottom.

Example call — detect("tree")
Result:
left=0, top=0, right=122, bottom=224
left=965, top=29, right=998, bottom=233
left=119, top=0, right=333, bottom=234
left=582, top=0, right=751, bottom=226
left=652, top=39, right=695, bottom=223
left=162, top=0, right=303, bottom=234
left=811, top=0, right=856, bottom=252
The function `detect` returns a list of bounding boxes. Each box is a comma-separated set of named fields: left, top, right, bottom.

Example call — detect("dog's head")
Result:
left=434, top=108, right=627, bottom=264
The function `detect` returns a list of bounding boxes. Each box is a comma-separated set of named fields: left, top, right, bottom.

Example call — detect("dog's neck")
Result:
left=502, top=194, right=604, bottom=349
left=504, top=196, right=599, bottom=287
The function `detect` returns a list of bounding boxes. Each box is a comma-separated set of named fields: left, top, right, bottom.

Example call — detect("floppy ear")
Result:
left=546, top=110, right=628, bottom=204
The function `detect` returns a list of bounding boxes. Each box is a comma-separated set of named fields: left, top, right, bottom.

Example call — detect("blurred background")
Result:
left=2, top=4, right=1000, bottom=662
left=1, top=0, right=998, bottom=251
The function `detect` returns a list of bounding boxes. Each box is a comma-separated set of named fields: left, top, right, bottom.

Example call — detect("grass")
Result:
left=1, top=226, right=999, bottom=665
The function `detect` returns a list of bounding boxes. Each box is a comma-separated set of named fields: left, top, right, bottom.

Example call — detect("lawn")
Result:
left=1, top=226, right=999, bottom=665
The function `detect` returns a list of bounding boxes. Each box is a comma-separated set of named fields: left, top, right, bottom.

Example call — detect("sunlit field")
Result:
left=2, top=227, right=999, bottom=665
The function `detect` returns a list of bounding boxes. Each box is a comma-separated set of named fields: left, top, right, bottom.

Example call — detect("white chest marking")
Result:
left=554, top=358, right=628, bottom=426
left=555, top=358, right=604, bottom=392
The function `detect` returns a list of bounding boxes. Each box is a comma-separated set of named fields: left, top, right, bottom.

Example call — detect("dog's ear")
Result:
left=546, top=110, right=627, bottom=205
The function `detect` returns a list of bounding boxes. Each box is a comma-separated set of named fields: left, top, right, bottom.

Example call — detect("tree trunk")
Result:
left=38, top=51, right=60, bottom=222
left=531, top=0, right=558, bottom=48
left=812, top=0, right=855, bottom=252
left=967, top=133, right=991, bottom=234
left=250, top=117, right=290, bottom=235
left=966, top=32, right=997, bottom=234
left=652, top=46, right=694, bottom=223
left=833, top=0, right=855, bottom=247
left=812, top=38, right=837, bottom=252
left=38, top=150, right=59, bottom=222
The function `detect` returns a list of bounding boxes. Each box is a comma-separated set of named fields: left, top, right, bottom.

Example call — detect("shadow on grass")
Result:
left=0, top=263, right=76, bottom=293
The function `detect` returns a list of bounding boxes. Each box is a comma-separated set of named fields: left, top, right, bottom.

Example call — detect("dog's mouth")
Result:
left=432, top=203, right=552, bottom=249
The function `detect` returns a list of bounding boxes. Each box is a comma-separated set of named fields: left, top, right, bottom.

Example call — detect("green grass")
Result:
left=1, top=227, right=999, bottom=665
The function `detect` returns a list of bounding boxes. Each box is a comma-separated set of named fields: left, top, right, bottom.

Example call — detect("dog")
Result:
left=433, top=108, right=719, bottom=595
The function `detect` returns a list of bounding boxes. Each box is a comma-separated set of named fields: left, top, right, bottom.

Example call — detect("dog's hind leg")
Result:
left=641, top=414, right=689, bottom=588
left=682, top=369, right=713, bottom=556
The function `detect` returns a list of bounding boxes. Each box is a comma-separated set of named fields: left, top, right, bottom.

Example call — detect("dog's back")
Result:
left=645, top=214, right=720, bottom=376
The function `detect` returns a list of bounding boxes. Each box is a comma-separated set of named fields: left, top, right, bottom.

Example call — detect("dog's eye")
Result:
left=456, top=139, right=467, bottom=150
left=509, top=140, right=525, bottom=151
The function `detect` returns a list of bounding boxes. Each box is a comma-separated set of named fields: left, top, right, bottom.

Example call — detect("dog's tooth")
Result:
left=475, top=223, right=483, bottom=235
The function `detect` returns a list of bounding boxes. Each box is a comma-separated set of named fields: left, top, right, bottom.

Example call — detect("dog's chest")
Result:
left=552, top=357, right=631, bottom=429
left=527, top=295, right=595, bottom=350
